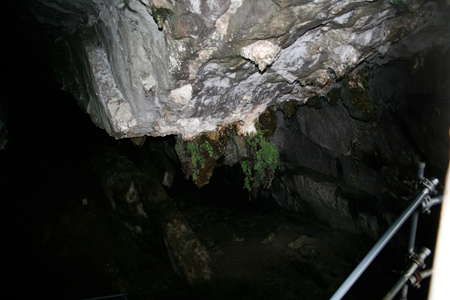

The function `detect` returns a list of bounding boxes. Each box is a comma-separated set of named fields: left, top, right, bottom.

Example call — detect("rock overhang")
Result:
left=29, top=0, right=450, bottom=139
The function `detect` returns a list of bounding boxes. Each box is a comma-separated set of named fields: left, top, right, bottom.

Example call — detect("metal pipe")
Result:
left=408, top=212, right=419, bottom=255
left=415, top=269, right=432, bottom=281
left=401, top=212, right=419, bottom=300
left=330, top=179, right=438, bottom=300
left=400, top=162, right=426, bottom=300
left=383, top=247, right=431, bottom=300
left=400, top=285, right=409, bottom=300
left=423, top=196, right=443, bottom=211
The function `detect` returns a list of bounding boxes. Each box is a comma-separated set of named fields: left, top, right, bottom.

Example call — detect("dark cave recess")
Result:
left=4, top=4, right=449, bottom=300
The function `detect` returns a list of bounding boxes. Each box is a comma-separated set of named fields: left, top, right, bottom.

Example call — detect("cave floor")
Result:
left=24, top=179, right=379, bottom=300
left=8, top=125, right=417, bottom=300
left=9, top=133, right=428, bottom=300
left=182, top=200, right=372, bottom=300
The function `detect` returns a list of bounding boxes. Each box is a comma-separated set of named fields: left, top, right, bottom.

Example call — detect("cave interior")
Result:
left=3, top=1, right=449, bottom=300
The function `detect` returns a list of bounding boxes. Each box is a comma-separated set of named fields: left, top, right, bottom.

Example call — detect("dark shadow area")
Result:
left=3, top=2, right=448, bottom=300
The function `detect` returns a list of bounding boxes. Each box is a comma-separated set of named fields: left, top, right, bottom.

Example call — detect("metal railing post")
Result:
left=383, top=247, right=431, bottom=300
left=330, top=178, right=439, bottom=300
left=402, top=212, right=419, bottom=300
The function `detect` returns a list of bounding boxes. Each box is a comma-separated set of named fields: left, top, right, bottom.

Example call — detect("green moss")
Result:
left=150, top=6, right=173, bottom=30
left=201, top=141, right=215, bottom=157
left=174, top=121, right=279, bottom=191
left=240, top=160, right=252, bottom=191
left=240, top=131, right=280, bottom=192
left=175, top=136, right=219, bottom=186
left=186, top=142, right=204, bottom=182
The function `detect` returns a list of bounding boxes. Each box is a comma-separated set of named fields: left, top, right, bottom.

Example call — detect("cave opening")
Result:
left=4, top=2, right=449, bottom=300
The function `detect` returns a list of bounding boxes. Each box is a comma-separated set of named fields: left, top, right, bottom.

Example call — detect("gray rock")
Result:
left=267, top=63, right=428, bottom=235
left=274, top=173, right=380, bottom=236
left=271, top=110, right=339, bottom=178
left=92, top=146, right=213, bottom=284
left=295, top=103, right=356, bottom=156
left=30, top=0, right=445, bottom=139
left=339, top=155, right=385, bottom=196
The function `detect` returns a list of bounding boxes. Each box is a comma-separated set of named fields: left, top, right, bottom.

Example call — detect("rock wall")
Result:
left=30, top=0, right=448, bottom=138
left=267, top=51, right=449, bottom=236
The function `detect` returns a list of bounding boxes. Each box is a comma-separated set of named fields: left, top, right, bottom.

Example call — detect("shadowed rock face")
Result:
left=30, top=0, right=448, bottom=139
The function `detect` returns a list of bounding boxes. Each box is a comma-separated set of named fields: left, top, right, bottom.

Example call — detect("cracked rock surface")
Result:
left=31, top=0, right=448, bottom=138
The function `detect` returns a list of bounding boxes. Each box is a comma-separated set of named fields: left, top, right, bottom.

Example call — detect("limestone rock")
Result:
left=30, top=0, right=449, bottom=138
left=240, top=40, right=281, bottom=72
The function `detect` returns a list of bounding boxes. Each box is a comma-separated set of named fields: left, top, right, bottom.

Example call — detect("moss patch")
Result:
left=150, top=6, right=173, bottom=30
left=175, top=136, right=220, bottom=187
left=240, top=130, right=280, bottom=193
left=174, top=109, right=280, bottom=192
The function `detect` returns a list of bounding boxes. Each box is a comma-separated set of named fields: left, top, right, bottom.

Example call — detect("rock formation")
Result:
left=30, top=0, right=449, bottom=139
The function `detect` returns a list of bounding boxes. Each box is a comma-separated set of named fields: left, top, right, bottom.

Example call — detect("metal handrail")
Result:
left=330, top=175, right=440, bottom=300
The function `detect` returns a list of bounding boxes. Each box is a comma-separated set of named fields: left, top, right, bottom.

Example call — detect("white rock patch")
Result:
left=240, top=40, right=282, bottom=72
left=107, top=99, right=137, bottom=133
left=169, top=84, right=193, bottom=107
